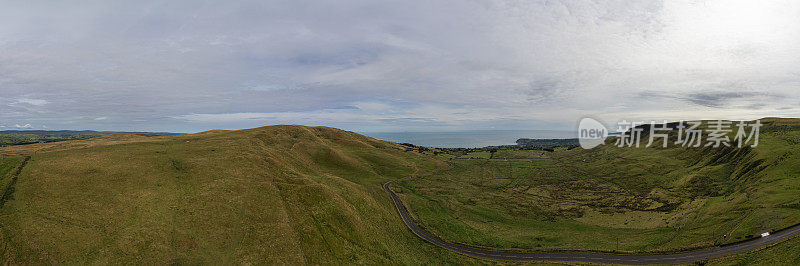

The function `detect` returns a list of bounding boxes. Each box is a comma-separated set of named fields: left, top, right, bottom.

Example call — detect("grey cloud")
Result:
left=640, top=90, right=781, bottom=108
left=684, top=92, right=762, bottom=108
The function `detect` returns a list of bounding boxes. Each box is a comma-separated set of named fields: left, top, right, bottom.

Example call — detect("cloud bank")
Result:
left=2, top=0, right=799, bottom=132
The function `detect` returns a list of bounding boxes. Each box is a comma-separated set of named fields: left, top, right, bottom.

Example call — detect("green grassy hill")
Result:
left=0, top=126, right=465, bottom=264
left=395, top=118, right=800, bottom=254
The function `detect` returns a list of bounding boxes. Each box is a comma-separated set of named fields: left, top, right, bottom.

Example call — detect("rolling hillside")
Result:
left=394, top=118, right=800, bottom=255
left=0, top=126, right=464, bottom=264
left=1, top=122, right=798, bottom=264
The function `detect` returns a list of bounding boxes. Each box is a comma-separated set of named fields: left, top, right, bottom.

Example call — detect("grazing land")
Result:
left=458, top=151, right=494, bottom=159
left=395, top=118, right=800, bottom=254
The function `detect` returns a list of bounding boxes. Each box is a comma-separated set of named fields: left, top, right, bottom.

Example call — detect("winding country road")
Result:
left=384, top=179, right=800, bottom=264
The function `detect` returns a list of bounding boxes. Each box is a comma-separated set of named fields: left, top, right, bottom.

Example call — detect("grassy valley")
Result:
left=394, top=118, right=800, bottom=255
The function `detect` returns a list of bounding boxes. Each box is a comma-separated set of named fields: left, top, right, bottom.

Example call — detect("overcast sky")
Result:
left=2, top=0, right=800, bottom=133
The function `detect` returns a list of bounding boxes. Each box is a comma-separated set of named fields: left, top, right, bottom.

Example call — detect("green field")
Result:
left=395, top=118, right=800, bottom=254
left=458, top=151, right=494, bottom=159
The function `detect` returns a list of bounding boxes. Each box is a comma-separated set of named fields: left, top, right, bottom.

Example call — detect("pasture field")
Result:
left=458, top=151, right=493, bottom=159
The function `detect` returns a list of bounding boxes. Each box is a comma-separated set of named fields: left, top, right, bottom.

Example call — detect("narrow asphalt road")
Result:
left=384, top=179, right=800, bottom=264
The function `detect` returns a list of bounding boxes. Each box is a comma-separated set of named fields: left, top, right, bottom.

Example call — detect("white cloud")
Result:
left=13, top=98, right=49, bottom=106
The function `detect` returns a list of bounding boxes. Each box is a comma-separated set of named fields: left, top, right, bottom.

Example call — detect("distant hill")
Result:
left=0, top=130, right=181, bottom=135
left=0, top=130, right=181, bottom=146
left=515, top=138, right=578, bottom=147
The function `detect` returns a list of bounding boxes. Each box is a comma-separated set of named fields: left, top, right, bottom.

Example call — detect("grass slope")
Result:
left=0, top=126, right=467, bottom=264
left=395, top=118, right=800, bottom=255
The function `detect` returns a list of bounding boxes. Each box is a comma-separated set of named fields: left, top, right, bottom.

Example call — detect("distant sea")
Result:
left=362, top=130, right=573, bottom=148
